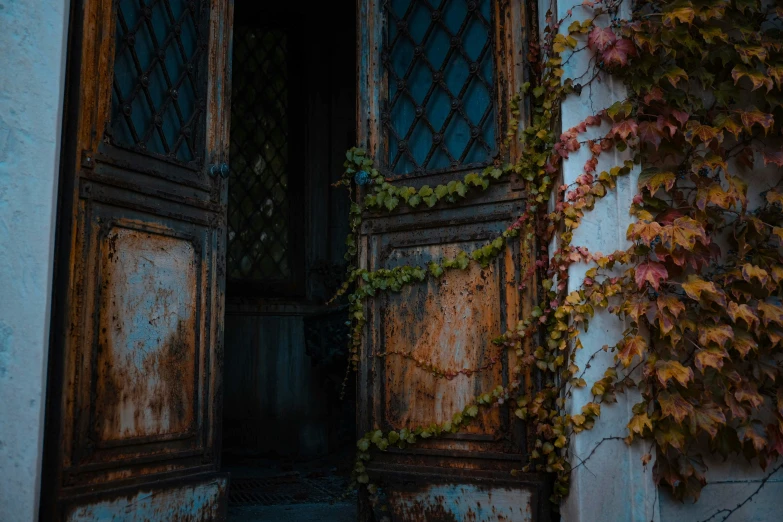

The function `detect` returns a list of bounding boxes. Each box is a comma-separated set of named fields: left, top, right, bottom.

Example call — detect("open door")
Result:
left=42, top=0, right=233, bottom=519
left=356, top=0, right=551, bottom=520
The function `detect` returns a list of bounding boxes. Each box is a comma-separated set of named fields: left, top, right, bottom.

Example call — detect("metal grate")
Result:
left=228, top=475, right=352, bottom=506
left=382, top=0, right=496, bottom=175
left=111, top=0, right=208, bottom=164
left=227, top=26, right=291, bottom=282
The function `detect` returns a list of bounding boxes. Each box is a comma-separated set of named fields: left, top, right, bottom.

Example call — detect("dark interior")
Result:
left=220, top=1, right=357, bottom=513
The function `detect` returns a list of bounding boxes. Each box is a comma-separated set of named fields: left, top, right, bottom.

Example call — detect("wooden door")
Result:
left=42, top=0, right=232, bottom=520
left=356, top=0, right=550, bottom=520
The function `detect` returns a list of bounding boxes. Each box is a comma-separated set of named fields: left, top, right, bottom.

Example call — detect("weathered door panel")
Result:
left=357, top=0, right=548, bottom=519
left=373, top=466, right=542, bottom=522
left=63, top=474, right=227, bottom=522
left=369, top=211, right=521, bottom=451
left=43, top=0, right=233, bottom=519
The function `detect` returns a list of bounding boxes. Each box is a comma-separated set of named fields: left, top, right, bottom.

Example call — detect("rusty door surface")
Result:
left=356, top=0, right=550, bottom=520
left=42, top=0, right=233, bottom=520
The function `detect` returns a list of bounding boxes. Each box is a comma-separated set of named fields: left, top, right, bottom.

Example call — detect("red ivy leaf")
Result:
left=635, top=261, right=668, bottom=290
left=671, top=110, right=689, bottom=126
left=618, top=335, right=648, bottom=367
left=588, top=26, right=616, bottom=52
left=602, top=38, right=635, bottom=68
left=611, top=119, right=639, bottom=140
left=767, top=425, right=783, bottom=457
left=762, top=150, right=783, bottom=167
left=638, top=121, right=664, bottom=149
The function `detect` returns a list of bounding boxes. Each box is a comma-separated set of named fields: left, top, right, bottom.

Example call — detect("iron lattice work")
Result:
left=111, top=0, right=209, bottom=164
left=227, top=26, right=291, bottom=282
left=382, top=0, right=497, bottom=176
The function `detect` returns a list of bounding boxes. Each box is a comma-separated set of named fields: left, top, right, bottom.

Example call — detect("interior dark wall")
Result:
left=222, top=1, right=356, bottom=460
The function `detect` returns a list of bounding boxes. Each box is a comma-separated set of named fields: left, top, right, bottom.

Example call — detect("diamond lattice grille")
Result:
left=227, top=26, right=291, bottom=282
left=383, top=0, right=496, bottom=175
left=111, top=0, right=208, bottom=164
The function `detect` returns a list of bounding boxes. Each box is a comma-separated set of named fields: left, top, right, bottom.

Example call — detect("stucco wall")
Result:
left=0, top=0, right=70, bottom=520
left=545, top=0, right=783, bottom=521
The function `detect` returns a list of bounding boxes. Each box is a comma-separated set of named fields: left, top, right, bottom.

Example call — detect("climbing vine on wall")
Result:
left=335, top=0, right=783, bottom=508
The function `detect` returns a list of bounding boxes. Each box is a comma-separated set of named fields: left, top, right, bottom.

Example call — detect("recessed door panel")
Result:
left=381, top=241, right=504, bottom=435
left=97, top=225, right=198, bottom=443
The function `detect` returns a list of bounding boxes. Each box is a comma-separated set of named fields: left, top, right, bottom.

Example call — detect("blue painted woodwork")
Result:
left=385, top=0, right=496, bottom=174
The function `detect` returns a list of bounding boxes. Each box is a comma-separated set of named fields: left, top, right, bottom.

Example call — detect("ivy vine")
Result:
left=333, top=0, right=783, bottom=510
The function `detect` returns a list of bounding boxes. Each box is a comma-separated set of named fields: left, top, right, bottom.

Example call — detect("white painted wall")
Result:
left=0, top=0, right=70, bottom=520
left=551, top=1, right=658, bottom=520
left=542, top=0, right=783, bottom=520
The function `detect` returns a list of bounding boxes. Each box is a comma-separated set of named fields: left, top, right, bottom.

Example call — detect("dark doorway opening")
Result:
left=221, top=3, right=357, bottom=519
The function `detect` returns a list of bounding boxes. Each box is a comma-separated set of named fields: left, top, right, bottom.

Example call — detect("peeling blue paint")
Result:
left=66, top=477, right=226, bottom=521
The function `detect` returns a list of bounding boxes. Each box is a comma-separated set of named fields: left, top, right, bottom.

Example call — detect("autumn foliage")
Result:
left=513, top=0, right=783, bottom=502
left=342, top=0, right=783, bottom=508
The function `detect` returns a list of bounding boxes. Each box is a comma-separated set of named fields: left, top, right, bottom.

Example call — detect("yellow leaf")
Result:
left=681, top=275, right=726, bottom=306
left=698, top=324, right=734, bottom=348
left=655, top=360, right=694, bottom=388
left=772, top=228, right=783, bottom=245
left=628, top=413, right=653, bottom=436
left=663, top=7, right=695, bottom=27
left=638, top=169, right=676, bottom=194
left=681, top=275, right=716, bottom=300
left=732, top=329, right=756, bottom=357
left=741, top=264, right=769, bottom=285
left=695, top=346, right=729, bottom=372
left=727, top=302, right=759, bottom=328
left=627, top=221, right=662, bottom=245
left=657, top=295, right=685, bottom=318
left=758, top=301, right=783, bottom=327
